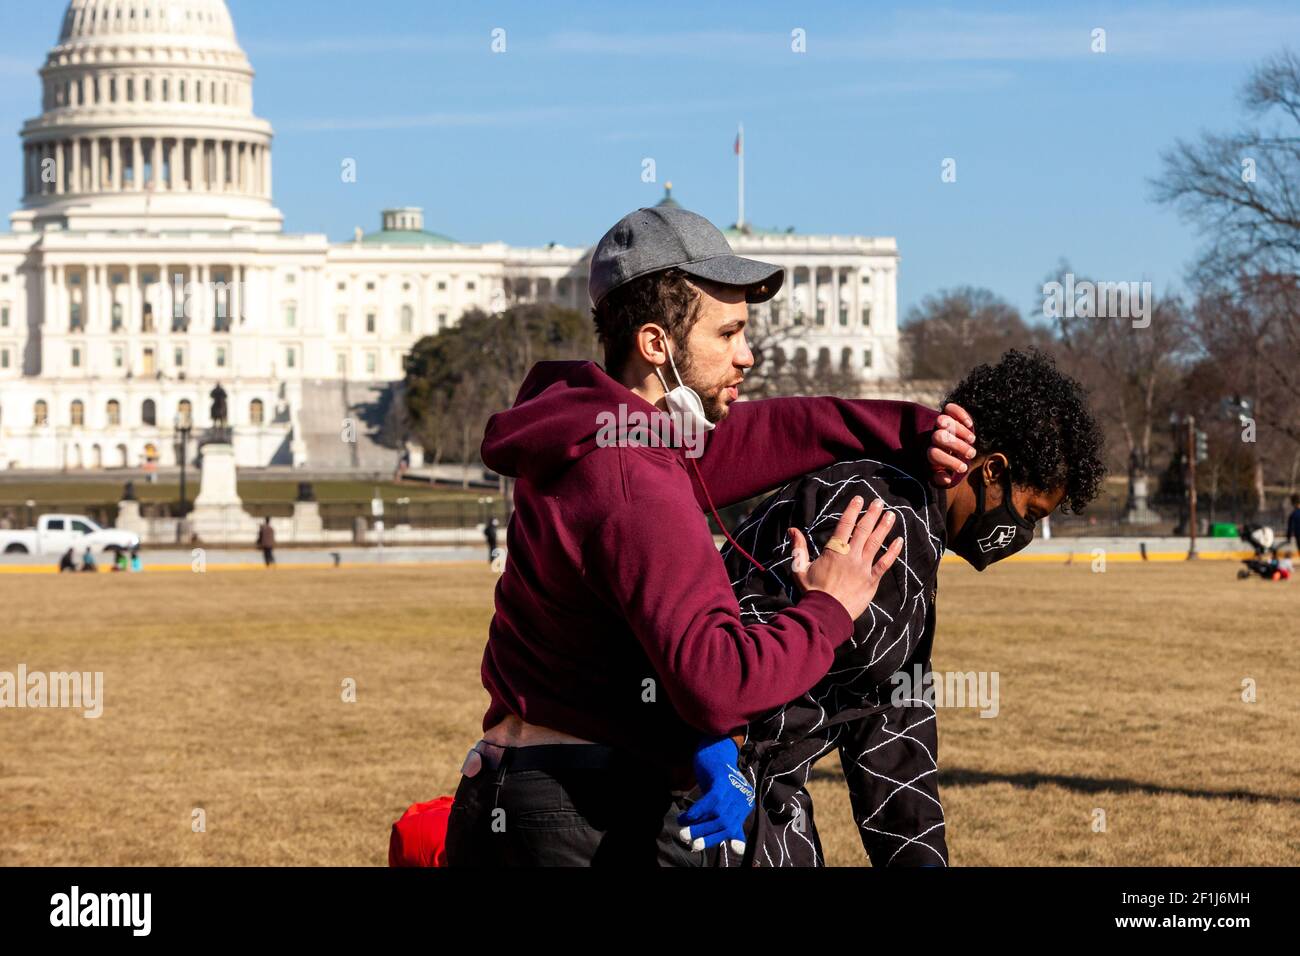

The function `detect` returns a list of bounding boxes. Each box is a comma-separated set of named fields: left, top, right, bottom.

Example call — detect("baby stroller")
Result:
left=1237, top=524, right=1292, bottom=581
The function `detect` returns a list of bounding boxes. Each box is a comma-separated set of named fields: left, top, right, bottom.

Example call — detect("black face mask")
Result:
left=949, top=470, right=1035, bottom=571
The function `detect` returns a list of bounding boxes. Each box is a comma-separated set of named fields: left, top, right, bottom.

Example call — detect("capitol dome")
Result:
left=15, top=0, right=282, bottom=233
left=57, top=0, right=240, bottom=50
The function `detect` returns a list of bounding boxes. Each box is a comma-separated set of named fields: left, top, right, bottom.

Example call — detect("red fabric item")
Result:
left=389, top=796, right=454, bottom=867
left=477, top=359, right=939, bottom=769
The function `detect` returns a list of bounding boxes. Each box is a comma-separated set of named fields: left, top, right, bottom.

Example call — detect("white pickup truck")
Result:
left=0, top=514, right=140, bottom=556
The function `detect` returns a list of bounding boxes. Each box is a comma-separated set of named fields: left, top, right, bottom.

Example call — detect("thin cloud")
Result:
left=285, top=70, right=1012, bottom=134
left=248, top=7, right=1300, bottom=63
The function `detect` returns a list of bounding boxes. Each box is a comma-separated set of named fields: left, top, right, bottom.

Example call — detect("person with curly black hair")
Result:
left=674, top=348, right=1106, bottom=866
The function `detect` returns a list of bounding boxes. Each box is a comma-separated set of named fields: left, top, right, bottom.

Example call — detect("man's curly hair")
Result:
left=592, top=267, right=703, bottom=379
left=943, top=348, right=1106, bottom=514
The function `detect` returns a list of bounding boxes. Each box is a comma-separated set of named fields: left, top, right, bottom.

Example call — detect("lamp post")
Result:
left=175, top=408, right=192, bottom=517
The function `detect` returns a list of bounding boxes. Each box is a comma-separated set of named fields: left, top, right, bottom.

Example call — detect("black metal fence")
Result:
left=0, top=498, right=512, bottom=532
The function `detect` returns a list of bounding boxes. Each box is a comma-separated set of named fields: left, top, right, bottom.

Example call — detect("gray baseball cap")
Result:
left=588, top=205, right=784, bottom=308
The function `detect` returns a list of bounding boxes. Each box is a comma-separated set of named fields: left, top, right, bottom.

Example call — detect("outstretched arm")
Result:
left=693, top=398, right=975, bottom=509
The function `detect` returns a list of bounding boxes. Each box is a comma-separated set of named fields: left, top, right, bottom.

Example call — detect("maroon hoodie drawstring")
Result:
left=688, top=455, right=768, bottom=575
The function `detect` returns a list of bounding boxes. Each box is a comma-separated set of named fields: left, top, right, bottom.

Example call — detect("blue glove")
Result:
left=677, top=735, right=755, bottom=854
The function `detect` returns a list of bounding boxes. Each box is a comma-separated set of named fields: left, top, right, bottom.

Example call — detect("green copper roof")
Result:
left=360, top=228, right=456, bottom=245
left=654, top=183, right=681, bottom=208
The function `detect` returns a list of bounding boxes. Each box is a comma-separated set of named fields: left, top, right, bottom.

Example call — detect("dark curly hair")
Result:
left=592, top=268, right=704, bottom=379
left=944, top=348, right=1106, bottom=514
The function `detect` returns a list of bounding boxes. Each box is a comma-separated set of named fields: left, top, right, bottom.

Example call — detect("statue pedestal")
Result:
left=293, top=500, right=323, bottom=540
left=189, top=443, right=260, bottom=543
left=116, top=498, right=145, bottom=537
left=1122, top=476, right=1162, bottom=525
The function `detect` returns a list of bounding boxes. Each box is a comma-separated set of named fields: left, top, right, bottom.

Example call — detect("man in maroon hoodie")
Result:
left=444, top=204, right=976, bottom=866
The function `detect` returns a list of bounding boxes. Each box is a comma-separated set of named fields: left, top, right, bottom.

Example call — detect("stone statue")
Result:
left=209, top=383, right=228, bottom=430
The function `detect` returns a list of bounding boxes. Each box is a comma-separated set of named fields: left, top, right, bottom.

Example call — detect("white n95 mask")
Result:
left=654, top=337, right=715, bottom=433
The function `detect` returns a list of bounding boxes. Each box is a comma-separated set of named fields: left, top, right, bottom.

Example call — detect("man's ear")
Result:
left=982, top=453, right=1009, bottom=485
left=634, top=323, right=669, bottom=368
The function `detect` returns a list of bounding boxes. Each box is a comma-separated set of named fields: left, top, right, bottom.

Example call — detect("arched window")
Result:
left=34, top=400, right=48, bottom=425
left=70, top=399, right=85, bottom=427
left=840, top=347, right=852, bottom=372
left=249, top=399, right=264, bottom=425
left=141, top=398, right=156, bottom=426
left=106, top=399, right=121, bottom=426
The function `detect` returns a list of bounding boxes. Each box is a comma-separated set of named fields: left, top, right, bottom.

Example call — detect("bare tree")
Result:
left=900, top=287, right=1052, bottom=391
left=1153, top=48, right=1300, bottom=513
left=1049, top=265, right=1191, bottom=505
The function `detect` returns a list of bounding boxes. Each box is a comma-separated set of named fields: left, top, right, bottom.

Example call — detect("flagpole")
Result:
left=737, top=122, right=745, bottom=230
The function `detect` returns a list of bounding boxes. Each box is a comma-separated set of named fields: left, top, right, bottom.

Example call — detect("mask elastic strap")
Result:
left=654, top=364, right=671, bottom=400
left=972, top=469, right=986, bottom=515
left=688, top=455, right=767, bottom=575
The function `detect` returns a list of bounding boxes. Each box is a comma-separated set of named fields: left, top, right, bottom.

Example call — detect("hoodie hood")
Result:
left=482, top=360, right=664, bottom=481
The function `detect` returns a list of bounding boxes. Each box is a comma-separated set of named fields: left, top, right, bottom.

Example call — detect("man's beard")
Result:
left=673, top=343, right=731, bottom=424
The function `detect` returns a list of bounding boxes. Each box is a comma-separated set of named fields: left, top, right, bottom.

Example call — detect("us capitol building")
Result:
left=0, top=0, right=901, bottom=472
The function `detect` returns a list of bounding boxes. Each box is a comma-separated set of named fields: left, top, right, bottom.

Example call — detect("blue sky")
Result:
left=1, top=0, right=1296, bottom=319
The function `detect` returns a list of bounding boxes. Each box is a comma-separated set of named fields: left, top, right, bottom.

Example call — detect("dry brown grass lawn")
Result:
left=1, top=558, right=1296, bottom=865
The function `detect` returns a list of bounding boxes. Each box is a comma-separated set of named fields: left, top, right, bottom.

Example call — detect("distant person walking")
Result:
left=257, top=517, right=276, bottom=568
left=484, top=517, right=499, bottom=566
left=1285, top=495, right=1300, bottom=551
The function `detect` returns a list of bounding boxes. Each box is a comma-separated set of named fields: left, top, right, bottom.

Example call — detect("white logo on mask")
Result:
left=977, top=525, right=1018, bottom=552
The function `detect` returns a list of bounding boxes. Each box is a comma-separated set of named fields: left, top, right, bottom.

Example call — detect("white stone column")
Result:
left=131, top=137, right=142, bottom=191
left=809, top=267, right=819, bottom=326
left=125, top=264, right=136, bottom=333
left=832, top=264, right=842, bottom=330
left=42, top=264, right=55, bottom=335
left=195, top=264, right=207, bottom=330
left=851, top=266, right=861, bottom=333
left=108, top=137, right=119, bottom=190
left=87, top=264, right=98, bottom=333
left=54, top=140, right=65, bottom=194
left=72, top=137, right=83, bottom=193
left=264, top=144, right=271, bottom=198
left=230, top=263, right=242, bottom=327
left=90, top=137, right=100, bottom=191
left=54, top=264, right=65, bottom=332
left=215, top=139, right=225, bottom=193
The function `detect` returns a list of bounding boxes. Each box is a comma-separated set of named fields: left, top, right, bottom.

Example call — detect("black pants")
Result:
left=261, top=547, right=274, bottom=566
left=444, top=744, right=708, bottom=867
